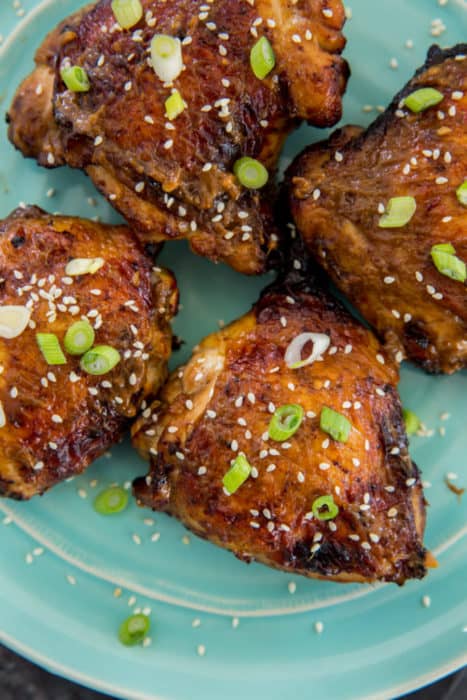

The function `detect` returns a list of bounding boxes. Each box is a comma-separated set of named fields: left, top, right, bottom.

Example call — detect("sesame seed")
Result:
left=376, top=354, right=385, bottom=365
left=384, top=276, right=395, bottom=284
left=314, top=621, right=324, bottom=634
left=52, top=414, right=63, bottom=423
left=288, top=581, right=297, bottom=594
left=197, top=644, right=206, bottom=657
left=422, top=595, right=431, bottom=608
left=132, top=534, right=142, bottom=545
left=387, top=507, right=398, bottom=518
left=319, top=462, right=330, bottom=471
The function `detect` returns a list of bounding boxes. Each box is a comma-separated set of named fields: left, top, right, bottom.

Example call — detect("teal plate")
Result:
left=0, top=1, right=466, bottom=698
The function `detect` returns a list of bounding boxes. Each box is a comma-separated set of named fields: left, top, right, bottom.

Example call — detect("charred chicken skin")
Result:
left=132, top=244, right=426, bottom=584
left=0, top=206, right=177, bottom=500
left=288, top=45, right=467, bottom=373
left=7, top=0, right=349, bottom=274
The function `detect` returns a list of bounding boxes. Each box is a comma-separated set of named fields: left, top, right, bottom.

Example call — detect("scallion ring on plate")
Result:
left=118, top=614, right=150, bottom=646
left=94, top=486, right=129, bottom=515
left=269, top=404, right=304, bottom=442
left=284, top=332, right=330, bottom=369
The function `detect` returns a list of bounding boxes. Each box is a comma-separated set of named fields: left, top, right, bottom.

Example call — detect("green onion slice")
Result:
left=111, top=0, right=143, bottom=29
left=151, top=34, right=183, bottom=83
left=118, top=614, right=150, bottom=646
left=60, top=65, right=90, bottom=93
left=403, top=88, right=444, bottom=113
left=312, top=495, right=339, bottom=521
left=250, top=36, right=276, bottom=79
left=431, top=243, right=455, bottom=254
left=233, top=157, right=269, bottom=189
left=284, top=332, right=330, bottom=369
left=456, top=181, right=467, bottom=207
left=0, top=305, right=31, bottom=339
left=36, top=333, right=67, bottom=365
left=403, top=408, right=420, bottom=436
left=65, top=257, right=105, bottom=276
left=165, top=89, right=186, bottom=120
left=430, top=245, right=466, bottom=283
left=269, top=404, right=304, bottom=442
left=64, top=320, right=95, bottom=356
left=378, top=196, right=416, bottom=228
left=80, top=345, right=121, bottom=375
left=223, top=454, right=252, bottom=495
left=94, top=486, right=129, bottom=515
left=320, top=406, right=351, bottom=443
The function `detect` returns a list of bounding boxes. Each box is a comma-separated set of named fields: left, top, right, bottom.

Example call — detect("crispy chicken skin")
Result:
left=7, top=0, right=349, bottom=274
left=0, top=206, right=177, bottom=500
left=288, top=45, right=467, bottom=373
left=132, top=243, right=426, bottom=584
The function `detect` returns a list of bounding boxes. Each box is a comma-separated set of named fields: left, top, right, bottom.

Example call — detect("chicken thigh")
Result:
left=132, top=241, right=426, bottom=584
left=0, top=206, right=177, bottom=499
left=288, top=45, right=467, bottom=373
left=8, top=0, right=349, bottom=274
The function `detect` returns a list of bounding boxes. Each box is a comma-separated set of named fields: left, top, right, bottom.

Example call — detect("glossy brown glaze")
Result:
left=133, top=247, right=426, bottom=584
left=7, top=0, right=348, bottom=274
left=288, top=45, right=467, bottom=373
left=0, top=207, right=177, bottom=499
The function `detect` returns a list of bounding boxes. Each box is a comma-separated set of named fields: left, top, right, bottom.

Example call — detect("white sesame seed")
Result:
left=314, top=621, right=324, bottom=634
left=197, top=644, right=206, bottom=657
left=422, top=595, right=431, bottom=608
left=387, top=507, right=398, bottom=518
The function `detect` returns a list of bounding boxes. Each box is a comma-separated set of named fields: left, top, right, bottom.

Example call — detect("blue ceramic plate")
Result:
left=0, top=1, right=466, bottom=698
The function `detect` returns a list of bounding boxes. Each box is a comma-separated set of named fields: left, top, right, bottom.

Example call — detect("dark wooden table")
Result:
left=0, top=645, right=465, bottom=699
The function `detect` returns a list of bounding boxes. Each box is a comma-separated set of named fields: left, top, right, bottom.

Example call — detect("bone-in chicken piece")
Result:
left=132, top=244, right=426, bottom=584
left=288, top=45, right=467, bottom=373
left=7, top=0, right=349, bottom=274
left=0, top=207, right=177, bottom=499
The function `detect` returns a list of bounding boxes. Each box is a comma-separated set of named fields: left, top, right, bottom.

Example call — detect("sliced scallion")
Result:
left=312, top=495, right=339, bottom=521
left=403, top=87, right=444, bottom=113
left=456, top=181, right=467, bottom=207
left=36, top=333, right=67, bottom=365
left=284, top=332, right=330, bottom=369
left=111, top=0, right=143, bottom=29
left=65, top=257, right=105, bottom=276
left=165, top=89, right=186, bottom=120
left=431, top=243, right=455, bottom=254
left=94, top=486, right=129, bottom=515
left=233, top=157, right=269, bottom=189
left=64, top=320, right=95, bottom=356
left=403, top=408, right=420, bottom=436
left=320, top=406, right=351, bottom=443
left=118, top=614, right=150, bottom=646
left=151, top=34, right=183, bottom=83
left=223, top=454, right=252, bottom=495
left=378, top=196, right=416, bottom=228
left=0, top=305, right=31, bottom=339
left=269, top=404, right=304, bottom=442
left=80, top=345, right=121, bottom=375
left=250, top=36, right=275, bottom=80
left=430, top=245, right=466, bottom=283
left=60, top=65, right=90, bottom=93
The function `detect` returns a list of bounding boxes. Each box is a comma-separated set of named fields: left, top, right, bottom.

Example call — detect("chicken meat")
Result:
left=7, top=0, right=349, bottom=274
left=288, top=44, right=467, bottom=373
left=0, top=206, right=177, bottom=499
left=132, top=240, right=427, bottom=584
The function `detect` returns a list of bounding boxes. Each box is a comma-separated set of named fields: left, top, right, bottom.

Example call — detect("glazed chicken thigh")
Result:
left=0, top=207, right=177, bottom=499
left=288, top=45, right=467, bottom=373
left=133, top=243, right=426, bottom=584
left=8, top=0, right=349, bottom=274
